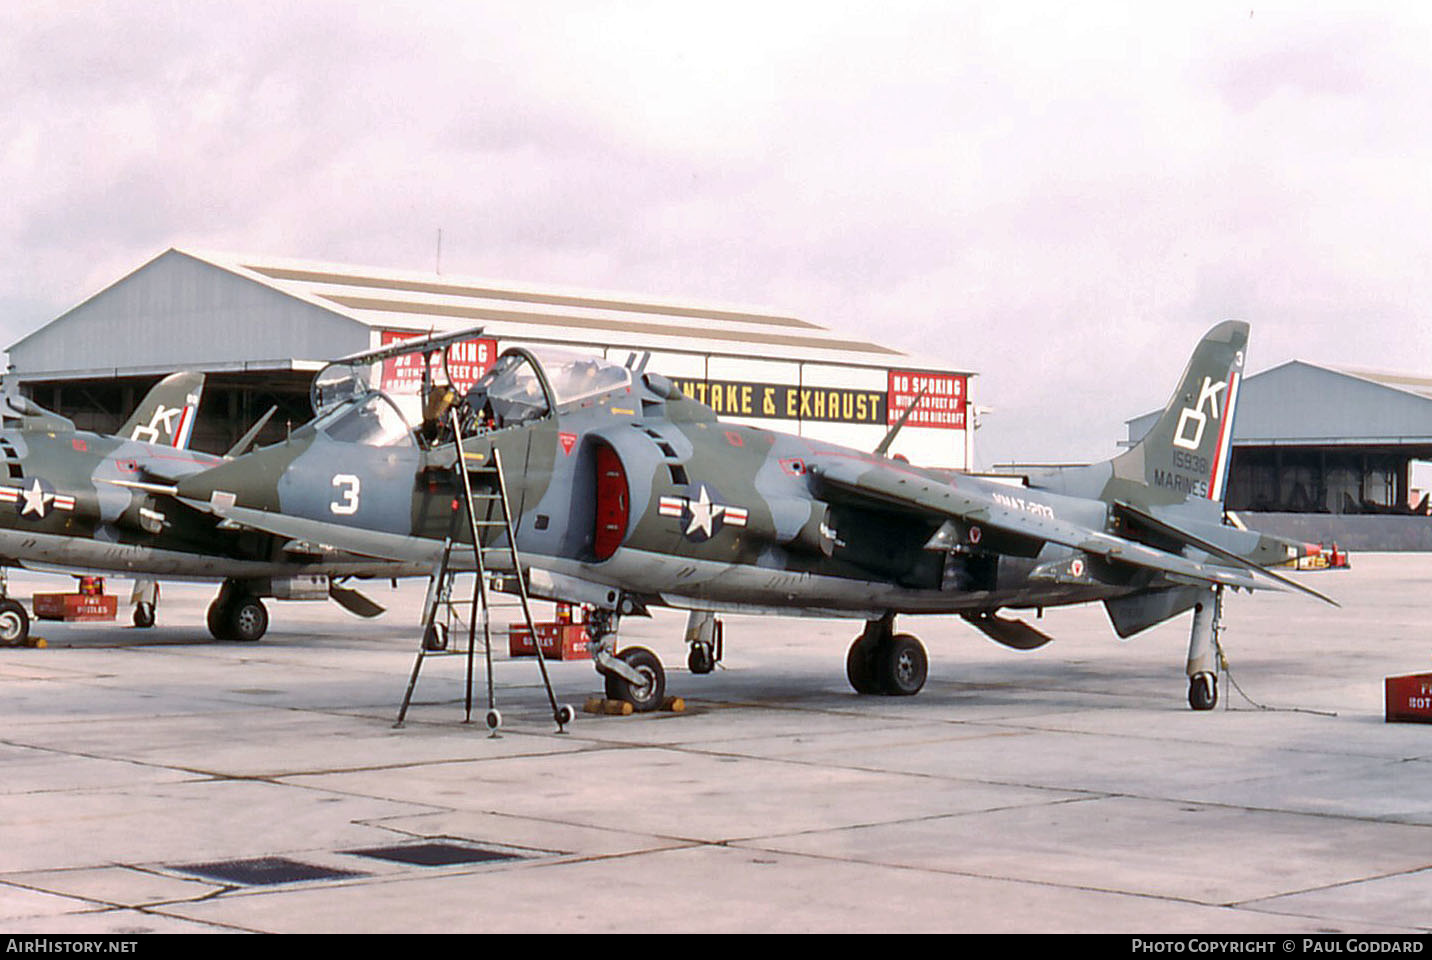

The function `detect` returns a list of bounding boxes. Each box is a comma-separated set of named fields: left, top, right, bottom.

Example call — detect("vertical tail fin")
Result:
left=118, top=372, right=205, bottom=449
left=1110, top=321, right=1247, bottom=506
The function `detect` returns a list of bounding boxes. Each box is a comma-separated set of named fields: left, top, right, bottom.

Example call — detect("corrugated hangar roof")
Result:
left=1126, top=359, right=1432, bottom=447
left=1331, top=364, right=1432, bottom=401
left=8, top=248, right=965, bottom=380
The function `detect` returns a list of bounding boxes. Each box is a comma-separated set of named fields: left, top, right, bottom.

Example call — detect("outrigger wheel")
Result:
left=687, top=644, right=716, bottom=674
left=422, top=621, right=449, bottom=651
left=1186, top=589, right=1222, bottom=712
left=1188, top=672, right=1218, bottom=711
left=847, top=618, right=928, bottom=696
left=604, top=646, right=666, bottom=712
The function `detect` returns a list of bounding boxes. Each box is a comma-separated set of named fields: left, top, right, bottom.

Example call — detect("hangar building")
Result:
left=1126, top=361, right=1432, bottom=549
left=6, top=249, right=976, bottom=468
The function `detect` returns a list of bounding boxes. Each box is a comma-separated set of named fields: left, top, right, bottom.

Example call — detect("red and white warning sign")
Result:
left=887, top=370, right=967, bottom=430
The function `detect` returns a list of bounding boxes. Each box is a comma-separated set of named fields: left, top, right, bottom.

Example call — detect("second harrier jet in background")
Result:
left=0, top=371, right=422, bottom=645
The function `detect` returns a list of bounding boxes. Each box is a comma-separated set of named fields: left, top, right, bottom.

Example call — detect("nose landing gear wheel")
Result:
left=604, top=647, right=666, bottom=712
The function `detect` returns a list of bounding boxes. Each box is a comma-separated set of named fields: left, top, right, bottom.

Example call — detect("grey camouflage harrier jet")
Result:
left=0, top=371, right=208, bottom=642
left=160, top=320, right=1334, bottom=715
left=0, top=372, right=420, bottom=645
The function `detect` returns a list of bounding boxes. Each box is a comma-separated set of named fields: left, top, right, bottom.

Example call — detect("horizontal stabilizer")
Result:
left=1113, top=501, right=1338, bottom=607
left=961, top=611, right=1054, bottom=650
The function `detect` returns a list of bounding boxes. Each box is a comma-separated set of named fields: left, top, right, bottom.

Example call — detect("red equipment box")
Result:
left=34, top=593, right=118, bottom=622
left=1385, top=672, right=1432, bottom=724
left=508, top=622, right=591, bottom=660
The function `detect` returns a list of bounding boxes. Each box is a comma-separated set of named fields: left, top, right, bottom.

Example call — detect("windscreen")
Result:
left=311, top=393, right=416, bottom=448
left=311, top=363, right=374, bottom=418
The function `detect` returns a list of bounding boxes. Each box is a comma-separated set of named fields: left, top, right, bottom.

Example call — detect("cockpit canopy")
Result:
left=462, top=348, right=632, bottom=430
left=538, top=350, right=633, bottom=406
left=306, top=346, right=634, bottom=446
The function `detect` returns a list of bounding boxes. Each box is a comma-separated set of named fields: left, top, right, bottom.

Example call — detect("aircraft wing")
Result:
left=807, top=458, right=1278, bottom=595
left=176, top=496, right=447, bottom=564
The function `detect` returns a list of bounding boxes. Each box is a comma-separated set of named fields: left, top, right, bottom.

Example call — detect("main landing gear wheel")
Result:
left=1188, top=672, right=1218, bottom=711
left=132, top=602, right=156, bottom=629
left=846, top=628, right=929, bottom=696
left=207, top=593, right=269, bottom=642
left=881, top=634, right=928, bottom=697
left=604, top=646, right=666, bottom=712
left=0, top=598, right=30, bottom=647
left=846, top=634, right=882, bottom=695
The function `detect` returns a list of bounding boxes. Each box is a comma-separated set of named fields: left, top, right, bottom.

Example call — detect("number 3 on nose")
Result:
left=331, top=474, right=361, bottom=515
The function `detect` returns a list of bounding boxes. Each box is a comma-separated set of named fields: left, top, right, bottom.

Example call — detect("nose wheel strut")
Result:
left=589, top=606, right=669, bottom=713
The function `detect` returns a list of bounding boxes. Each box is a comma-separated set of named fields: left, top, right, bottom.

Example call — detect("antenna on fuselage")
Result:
left=874, top=388, right=927, bottom=458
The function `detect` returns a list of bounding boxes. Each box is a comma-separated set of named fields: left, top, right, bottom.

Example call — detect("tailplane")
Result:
left=119, top=372, right=205, bottom=449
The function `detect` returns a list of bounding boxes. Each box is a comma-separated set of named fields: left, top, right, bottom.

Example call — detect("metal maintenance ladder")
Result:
left=395, top=412, right=572, bottom=733
left=422, top=565, right=523, bottom=662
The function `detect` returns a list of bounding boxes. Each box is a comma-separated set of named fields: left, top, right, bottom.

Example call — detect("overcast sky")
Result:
left=3, top=2, right=1430, bottom=467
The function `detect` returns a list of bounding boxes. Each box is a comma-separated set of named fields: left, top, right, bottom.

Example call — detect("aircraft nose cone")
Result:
left=175, top=453, right=274, bottom=513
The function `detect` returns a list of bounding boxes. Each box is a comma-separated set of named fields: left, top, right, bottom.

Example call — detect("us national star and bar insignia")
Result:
left=0, top=478, right=77, bottom=519
left=658, top=485, right=748, bottom=541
